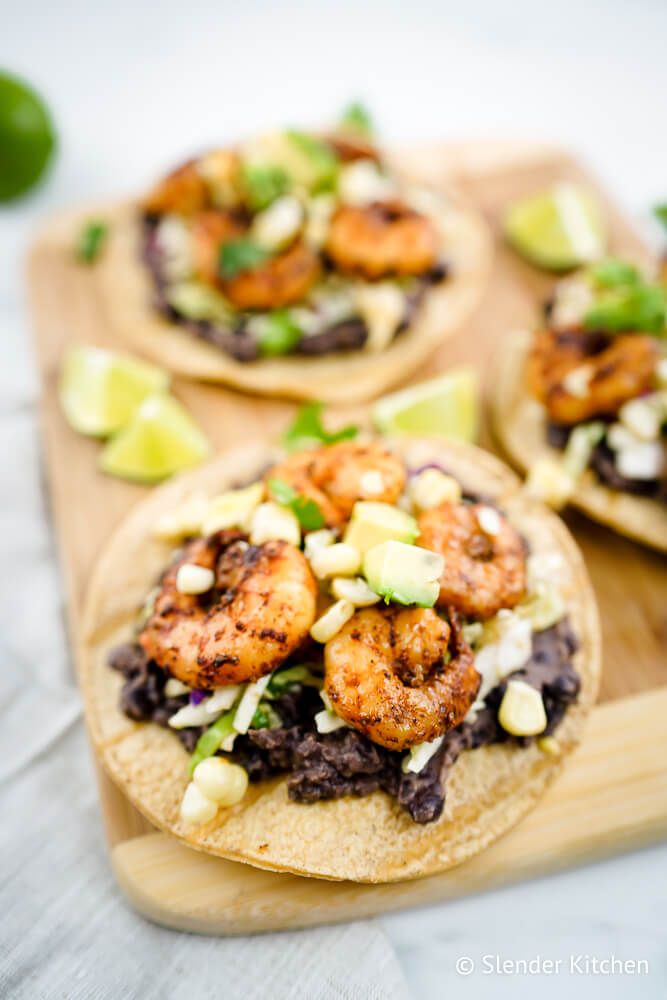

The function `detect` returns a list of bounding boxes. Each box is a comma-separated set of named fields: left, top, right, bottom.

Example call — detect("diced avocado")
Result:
left=247, top=130, right=338, bottom=193
left=363, top=541, right=444, bottom=608
left=343, top=501, right=417, bottom=556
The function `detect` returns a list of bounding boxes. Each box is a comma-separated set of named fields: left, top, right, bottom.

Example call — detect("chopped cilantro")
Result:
left=268, top=665, right=323, bottom=694
left=267, top=477, right=326, bottom=530
left=219, top=238, right=271, bottom=279
left=338, top=101, right=374, bottom=138
left=282, top=401, right=358, bottom=452
left=76, top=220, right=108, bottom=263
left=588, top=258, right=640, bottom=289
left=584, top=282, right=666, bottom=335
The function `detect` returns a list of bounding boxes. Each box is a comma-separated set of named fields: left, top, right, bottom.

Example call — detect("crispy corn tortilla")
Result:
left=94, top=195, right=491, bottom=403
left=492, top=329, right=667, bottom=553
left=80, top=437, right=600, bottom=883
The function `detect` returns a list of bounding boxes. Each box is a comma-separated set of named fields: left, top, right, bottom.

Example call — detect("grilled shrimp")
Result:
left=267, top=440, right=407, bottom=529
left=325, top=201, right=439, bottom=279
left=324, top=606, right=480, bottom=750
left=527, top=328, right=658, bottom=424
left=220, top=239, right=322, bottom=310
left=191, top=210, right=245, bottom=284
left=144, top=160, right=209, bottom=217
left=418, top=502, right=526, bottom=620
left=139, top=531, right=317, bottom=688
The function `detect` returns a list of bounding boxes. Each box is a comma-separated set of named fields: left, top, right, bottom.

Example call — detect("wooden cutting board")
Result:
left=28, top=141, right=667, bottom=934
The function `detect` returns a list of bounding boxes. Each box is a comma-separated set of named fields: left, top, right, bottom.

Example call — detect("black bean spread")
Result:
left=109, top=618, right=579, bottom=825
left=142, top=215, right=447, bottom=363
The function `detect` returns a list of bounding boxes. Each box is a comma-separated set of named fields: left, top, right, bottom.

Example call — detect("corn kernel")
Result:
left=250, top=502, right=301, bottom=546
left=304, top=528, right=336, bottom=560
left=498, top=680, right=548, bottom=737
left=180, top=781, right=218, bottom=824
left=524, top=457, right=573, bottom=510
left=310, top=600, right=355, bottom=643
left=310, top=542, right=361, bottom=579
left=537, top=736, right=560, bottom=756
left=410, top=469, right=462, bottom=512
left=330, top=576, right=380, bottom=607
left=175, top=563, right=215, bottom=595
left=193, top=757, right=248, bottom=806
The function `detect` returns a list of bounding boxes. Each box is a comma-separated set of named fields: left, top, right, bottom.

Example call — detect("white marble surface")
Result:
left=3, top=2, right=667, bottom=996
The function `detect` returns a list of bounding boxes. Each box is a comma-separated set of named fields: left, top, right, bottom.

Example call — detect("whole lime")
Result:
left=0, top=71, right=56, bottom=202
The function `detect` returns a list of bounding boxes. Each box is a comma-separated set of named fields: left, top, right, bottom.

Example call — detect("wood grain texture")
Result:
left=28, top=142, right=667, bottom=929
left=111, top=687, right=667, bottom=934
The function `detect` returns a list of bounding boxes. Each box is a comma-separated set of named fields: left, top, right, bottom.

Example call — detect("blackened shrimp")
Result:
left=266, top=440, right=406, bottom=529
left=220, top=240, right=321, bottom=310
left=325, top=201, right=439, bottom=279
left=139, top=532, right=317, bottom=688
left=324, top=606, right=480, bottom=750
left=418, top=502, right=526, bottom=620
left=527, top=328, right=658, bottom=424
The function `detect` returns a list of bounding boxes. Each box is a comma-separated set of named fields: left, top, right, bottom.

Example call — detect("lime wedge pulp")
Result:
left=59, top=346, right=170, bottom=437
left=504, top=183, right=606, bottom=271
left=99, top=394, right=210, bottom=484
left=372, top=368, right=479, bottom=441
left=0, top=71, right=56, bottom=202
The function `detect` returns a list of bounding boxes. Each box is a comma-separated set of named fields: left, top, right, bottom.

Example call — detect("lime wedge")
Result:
left=99, top=394, right=209, bottom=484
left=0, top=71, right=56, bottom=202
left=59, top=346, right=170, bottom=437
left=372, top=369, right=479, bottom=441
left=504, top=183, right=606, bottom=271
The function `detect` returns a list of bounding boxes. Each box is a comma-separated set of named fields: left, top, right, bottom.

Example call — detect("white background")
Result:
left=3, top=2, right=667, bottom=997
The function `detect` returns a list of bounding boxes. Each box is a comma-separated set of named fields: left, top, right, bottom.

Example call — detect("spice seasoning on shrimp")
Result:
left=92, top=436, right=599, bottom=882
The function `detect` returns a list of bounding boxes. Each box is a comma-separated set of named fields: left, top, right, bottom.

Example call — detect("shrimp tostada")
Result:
left=493, top=258, right=667, bottom=551
left=96, top=106, right=490, bottom=402
left=81, top=434, right=600, bottom=882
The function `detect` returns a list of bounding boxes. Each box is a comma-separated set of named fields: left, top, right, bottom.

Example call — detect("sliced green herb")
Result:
left=338, top=101, right=374, bottom=138
left=257, top=310, right=302, bottom=357
left=77, top=220, right=108, bottom=264
left=189, top=708, right=236, bottom=775
left=242, top=162, right=289, bottom=211
left=250, top=706, right=270, bottom=729
left=584, top=283, right=666, bottom=335
left=268, top=664, right=323, bottom=694
left=267, top=477, right=325, bottom=530
left=282, top=401, right=358, bottom=452
left=219, top=238, right=271, bottom=279
left=588, top=258, right=640, bottom=289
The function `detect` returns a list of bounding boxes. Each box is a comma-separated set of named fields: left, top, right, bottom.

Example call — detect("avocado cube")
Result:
left=343, top=501, right=417, bottom=556
left=363, top=540, right=444, bottom=608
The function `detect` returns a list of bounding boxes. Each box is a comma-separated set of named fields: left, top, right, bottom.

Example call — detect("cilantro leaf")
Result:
left=219, top=238, right=271, bottom=279
left=282, top=402, right=358, bottom=452
left=584, top=283, right=666, bottom=335
left=242, top=163, right=289, bottom=211
left=76, top=220, right=108, bottom=263
left=588, top=258, right=641, bottom=289
left=267, top=477, right=325, bottom=530
left=338, top=101, right=374, bottom=138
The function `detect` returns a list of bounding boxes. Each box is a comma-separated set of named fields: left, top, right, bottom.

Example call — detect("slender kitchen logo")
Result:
left=455, top=955, right=650, bottom=977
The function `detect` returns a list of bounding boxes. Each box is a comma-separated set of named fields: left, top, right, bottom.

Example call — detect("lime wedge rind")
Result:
left=372, top=368, right=480, bottom=442
left=59, top=346, right=170, bottom=438
left=99, top=393, right=210, bottom=484
left=504, top=183, right=606, bottom=272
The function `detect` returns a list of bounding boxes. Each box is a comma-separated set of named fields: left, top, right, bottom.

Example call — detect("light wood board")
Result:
left=27, top=141, right=667, bottom=933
